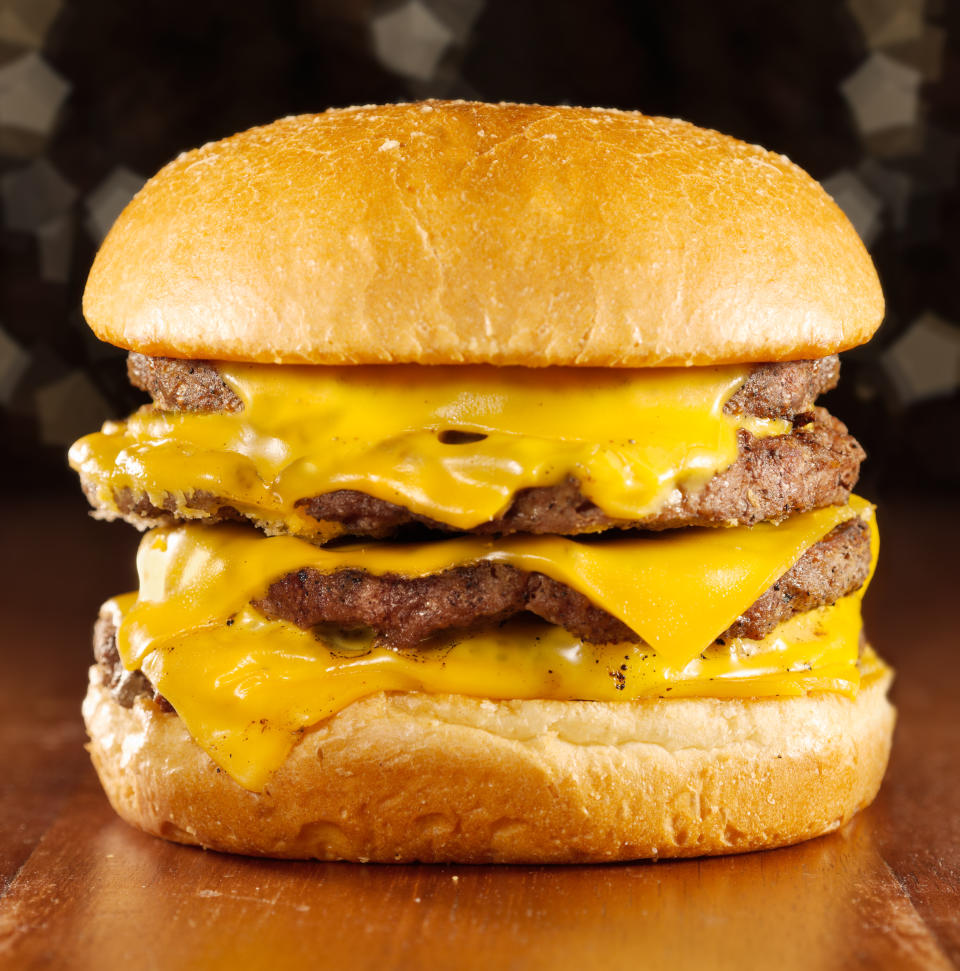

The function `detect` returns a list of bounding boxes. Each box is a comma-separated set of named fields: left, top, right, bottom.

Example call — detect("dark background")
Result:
left=1, top=0, right=958, bottom=494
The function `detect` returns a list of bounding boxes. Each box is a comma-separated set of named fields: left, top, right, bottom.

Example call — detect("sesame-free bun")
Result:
left=83, top=663, right=895, bottom=863
left=83, top=101, right=883, bottom=368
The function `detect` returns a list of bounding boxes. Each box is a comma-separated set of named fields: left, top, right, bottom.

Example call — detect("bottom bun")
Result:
left=83, top=664, right=895, bottom=863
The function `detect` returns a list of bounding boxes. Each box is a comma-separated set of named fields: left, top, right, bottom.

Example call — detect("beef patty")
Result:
left=127, top=352, right=840, bottom=419
left=94, top=518, right=870, bottom=711
left=93, top=602, right=172, bottom=712
left=93, top=409, right=864, bottom=538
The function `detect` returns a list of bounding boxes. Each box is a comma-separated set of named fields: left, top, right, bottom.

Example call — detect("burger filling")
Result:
left=70, top=358, right=860, bottom=541
left=97, top=407, right=862, bottom=538
left=126, top=353, right=841, bottom=419
left=251, top=518, right=869, bottom=648
left=91, top=497, right=879, bottom=791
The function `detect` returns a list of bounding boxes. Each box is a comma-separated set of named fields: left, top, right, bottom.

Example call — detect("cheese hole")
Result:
left=437, top=430, right=488, bottom=445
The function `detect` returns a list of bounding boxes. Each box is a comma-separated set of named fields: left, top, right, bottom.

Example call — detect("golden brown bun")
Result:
left=84, top=101, right=883, bottom=367
left=83, top=664, right=894, bottom=863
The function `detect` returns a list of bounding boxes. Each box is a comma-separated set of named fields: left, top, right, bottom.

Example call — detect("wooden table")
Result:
left=2, top=491, right=958, bottom=970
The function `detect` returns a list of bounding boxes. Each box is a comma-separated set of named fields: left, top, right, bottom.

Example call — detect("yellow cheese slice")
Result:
left=70, top=363, right=790, bottom=537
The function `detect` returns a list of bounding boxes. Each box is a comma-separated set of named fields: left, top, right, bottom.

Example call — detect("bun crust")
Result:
left=83, top=664, right=894, bottom=863
left=84, top=101, right=883, bottom=367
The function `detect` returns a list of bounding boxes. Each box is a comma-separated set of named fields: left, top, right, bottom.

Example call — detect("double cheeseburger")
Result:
left=71, top=101, right=893, bottom=863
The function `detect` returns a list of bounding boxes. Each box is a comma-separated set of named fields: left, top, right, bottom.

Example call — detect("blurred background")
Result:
left=1, top=0, right=958, bottom=495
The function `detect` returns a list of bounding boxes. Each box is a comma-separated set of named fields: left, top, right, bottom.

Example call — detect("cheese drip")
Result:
left=110, top=499, right=878, bottom=789
left=69, top=364, right=790, bottom=537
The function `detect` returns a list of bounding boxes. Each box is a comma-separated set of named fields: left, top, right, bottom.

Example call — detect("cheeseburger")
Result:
left=70, top=101, right=893, bottom=863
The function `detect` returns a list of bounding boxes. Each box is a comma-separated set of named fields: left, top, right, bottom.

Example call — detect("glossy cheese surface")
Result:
left=69, top=363, right=789, bottom=537
left=112, top=498, right=878, bottom=790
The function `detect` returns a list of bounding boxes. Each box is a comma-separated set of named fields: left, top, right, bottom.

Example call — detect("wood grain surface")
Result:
left=1, top=491, right=958, bottom=970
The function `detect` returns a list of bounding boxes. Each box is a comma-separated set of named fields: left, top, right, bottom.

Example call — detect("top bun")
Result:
left=84, top=101, right=883, bottom=367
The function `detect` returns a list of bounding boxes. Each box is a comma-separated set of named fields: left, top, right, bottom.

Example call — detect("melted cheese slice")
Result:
left=70, top=364, right=790, bottom=537
left=113, top=498, right=878, bottom=790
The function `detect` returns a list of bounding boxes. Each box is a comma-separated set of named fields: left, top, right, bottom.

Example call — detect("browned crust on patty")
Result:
left=725, top=356, right=839, bottom=417
left=86, top=410, right=864, bottom=539
left=127, top=353, right=243, bottom=413
left=255, top=562, right=637, bottom=648
left=725, top=517, right=869, bottom=640
left=127, top=353, right=839, bottom=419
left=724, top=354, right=840, bottom=418
left=93, top=602, right=172, bottom=711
